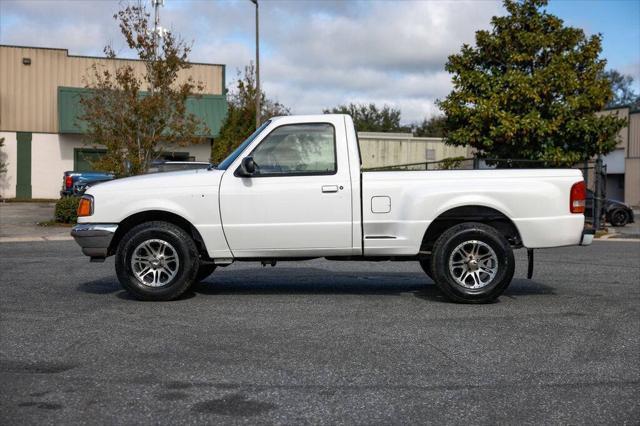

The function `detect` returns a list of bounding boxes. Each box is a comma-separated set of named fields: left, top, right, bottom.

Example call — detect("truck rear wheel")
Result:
left=115, top=221, right=200, bottom=301
left=430, top=222, right=514, bottom=303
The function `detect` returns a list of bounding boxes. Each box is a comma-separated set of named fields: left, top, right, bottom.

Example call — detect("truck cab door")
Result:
left=219, top=118, right=354, bottom=257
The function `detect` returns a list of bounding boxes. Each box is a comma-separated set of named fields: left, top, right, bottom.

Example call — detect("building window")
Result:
left=74, top=148, right=106, bottom=172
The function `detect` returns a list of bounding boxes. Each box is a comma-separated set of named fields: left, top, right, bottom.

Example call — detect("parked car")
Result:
left=146, top=161, right=211, bottom=174
left=61, top=171, right=115, bottom=197
left=585, top=189, right=635, bottom=227
left=71, top=114, right=593, bottom=303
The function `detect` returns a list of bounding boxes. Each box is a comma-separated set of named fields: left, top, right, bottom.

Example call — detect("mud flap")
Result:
left=527, top=248, right=534, bottom=279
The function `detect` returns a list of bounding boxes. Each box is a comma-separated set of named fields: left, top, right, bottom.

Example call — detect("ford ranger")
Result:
left=71, top=114, right=594, bottom=303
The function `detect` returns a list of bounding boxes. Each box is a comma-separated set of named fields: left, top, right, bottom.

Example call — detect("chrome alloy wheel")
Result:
left=448, top=240, right=498, bottom=289
left=130, top=239, right=180, bottom=287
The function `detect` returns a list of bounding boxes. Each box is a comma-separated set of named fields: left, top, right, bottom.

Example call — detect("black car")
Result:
left=585, top=189, right=635, bottom=227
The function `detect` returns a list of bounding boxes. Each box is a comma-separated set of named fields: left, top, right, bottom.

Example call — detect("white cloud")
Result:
left=0, top=0, right=502, bottom=123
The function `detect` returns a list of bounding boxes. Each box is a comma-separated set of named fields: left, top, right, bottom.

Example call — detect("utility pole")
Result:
left=594, top=154, right=604, bottom=230
left=250, top=0, right=260, bottom=128
left=151, top=0, right=164, bottom=64
left=149, top=0, right=166, bottom=96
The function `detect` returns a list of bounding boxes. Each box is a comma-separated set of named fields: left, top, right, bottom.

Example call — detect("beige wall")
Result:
left=625, top=158, right=640, bottom=207
left=628, top=112, right=640, bottom=158
left=0, top=131, right=17, bottom=198
left=596, top=108, right=639, bottom=207
left=626, top=112, right=640, bottom=207
left=0, top=45, right=224, bottom=134
left=357, top=132, right=470, bottom=169
left=31, top=133, right=73, bottom=199
left=1, top=131, right=212, bottom=199
left=599, top=107, right=629, bottom=149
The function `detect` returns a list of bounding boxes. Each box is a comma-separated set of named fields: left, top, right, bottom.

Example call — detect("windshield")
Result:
left=216, top=120, right=272, bottom=170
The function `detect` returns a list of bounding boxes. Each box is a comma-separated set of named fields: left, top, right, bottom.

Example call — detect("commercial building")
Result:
left=0, top=45, right=227, bottom=199
left=357, top=132, right=470, bottom=169
left=600, top=106, right=640, bottom=207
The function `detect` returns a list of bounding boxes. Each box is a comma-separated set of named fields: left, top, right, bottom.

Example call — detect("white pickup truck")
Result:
left=72, top=114, right=593, bottom=303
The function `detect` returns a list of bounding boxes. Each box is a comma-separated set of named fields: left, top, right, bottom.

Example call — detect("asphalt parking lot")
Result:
left=1, top=239, right=639, bottom=424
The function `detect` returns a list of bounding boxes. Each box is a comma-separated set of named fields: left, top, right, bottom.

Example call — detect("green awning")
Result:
left=58, top=86, right=227, bottom=137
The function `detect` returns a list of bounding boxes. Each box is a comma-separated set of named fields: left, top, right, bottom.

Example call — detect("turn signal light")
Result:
left=570, top=181, right=586, bottom=214
left=77, top=196, right=93, bottom=217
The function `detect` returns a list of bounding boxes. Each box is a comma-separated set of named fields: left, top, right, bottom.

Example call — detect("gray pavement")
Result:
left=0, top=202, right=72, bottom=241
left=1, top=239, right=639, bottom=424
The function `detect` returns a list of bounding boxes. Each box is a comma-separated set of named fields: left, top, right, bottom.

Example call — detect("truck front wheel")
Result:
left=430, top=222, right=515, bottom=303
left=115, top=221, right=200, bottom=301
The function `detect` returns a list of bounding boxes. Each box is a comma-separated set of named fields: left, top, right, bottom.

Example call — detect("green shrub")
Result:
left=55, top=196, right=80, bottom=223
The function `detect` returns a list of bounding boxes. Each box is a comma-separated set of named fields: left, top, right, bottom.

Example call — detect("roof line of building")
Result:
left=0, top=44, right=226, bottom=68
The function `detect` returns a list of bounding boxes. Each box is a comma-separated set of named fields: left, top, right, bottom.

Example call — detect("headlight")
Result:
left=77, top=195, right=94, bottom=217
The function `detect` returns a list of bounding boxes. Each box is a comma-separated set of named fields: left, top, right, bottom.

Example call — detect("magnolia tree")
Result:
left=438, top=0, right=626, bottom=165
left=80, top=4, right=209, bottom=176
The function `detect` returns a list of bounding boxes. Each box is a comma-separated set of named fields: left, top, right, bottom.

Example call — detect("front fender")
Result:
left=79, top=182, right=231, bottom=259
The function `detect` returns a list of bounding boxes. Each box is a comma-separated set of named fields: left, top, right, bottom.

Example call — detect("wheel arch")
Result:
left=108, top=210, right=209, bottom=259
left=421, top=205, right=522, bottom=252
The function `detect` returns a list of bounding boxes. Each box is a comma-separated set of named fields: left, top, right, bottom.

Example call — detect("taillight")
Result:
left=570, top=181, right=586, bottom=214
left=77, top=196, right=93, bottom=217
left=65, top=175, right=73, bottom=189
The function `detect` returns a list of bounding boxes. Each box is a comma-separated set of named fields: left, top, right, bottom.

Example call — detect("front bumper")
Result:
left=71, top=224, right=118, bottom=257
left=580, top=228, right=595, bottom=246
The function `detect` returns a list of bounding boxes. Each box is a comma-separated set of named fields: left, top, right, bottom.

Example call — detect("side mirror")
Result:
left=238, top=156, right=256, bottom=176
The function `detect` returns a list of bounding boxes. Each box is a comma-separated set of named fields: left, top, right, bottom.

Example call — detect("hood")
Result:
left=86, top=168, right=224, bottom=194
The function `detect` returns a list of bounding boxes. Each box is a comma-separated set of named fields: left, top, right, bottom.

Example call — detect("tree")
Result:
left=413, top=116, right=447, bottom=137
left=79, top=4, right=209, bottom=176
left=605, top=70, right=640, bottom=109
left=438, top=0, right=627, bottom=165
left=212, top=64, right=289, bottom=163
left=323, top=103, right=407, bottom=132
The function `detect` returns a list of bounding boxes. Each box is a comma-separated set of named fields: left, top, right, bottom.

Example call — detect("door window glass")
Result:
left=251, top=123, right=336, bottom=175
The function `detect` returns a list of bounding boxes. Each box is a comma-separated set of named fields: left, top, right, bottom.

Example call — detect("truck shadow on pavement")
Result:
left=77, top=268, right=556, bottom=303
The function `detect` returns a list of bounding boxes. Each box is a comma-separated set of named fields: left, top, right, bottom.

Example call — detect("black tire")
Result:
left=196, top=264, right=217, bottom=282
left=419, top=258, right=433, bottom=280
left=115, top=221, right=200, bottom=301
left=608, top=208, right=629, bottom=227
left=430, top=222, right=515, bottom=304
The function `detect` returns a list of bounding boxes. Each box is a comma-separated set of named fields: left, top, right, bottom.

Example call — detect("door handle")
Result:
left=321, top=185, right=339, bottom=193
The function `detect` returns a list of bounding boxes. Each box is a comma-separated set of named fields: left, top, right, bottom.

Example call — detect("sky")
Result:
left=1, top=0, right=639, bottom=124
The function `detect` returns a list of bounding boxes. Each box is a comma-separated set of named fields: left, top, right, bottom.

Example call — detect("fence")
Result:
left=363, top=157, right=607, bottom=229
